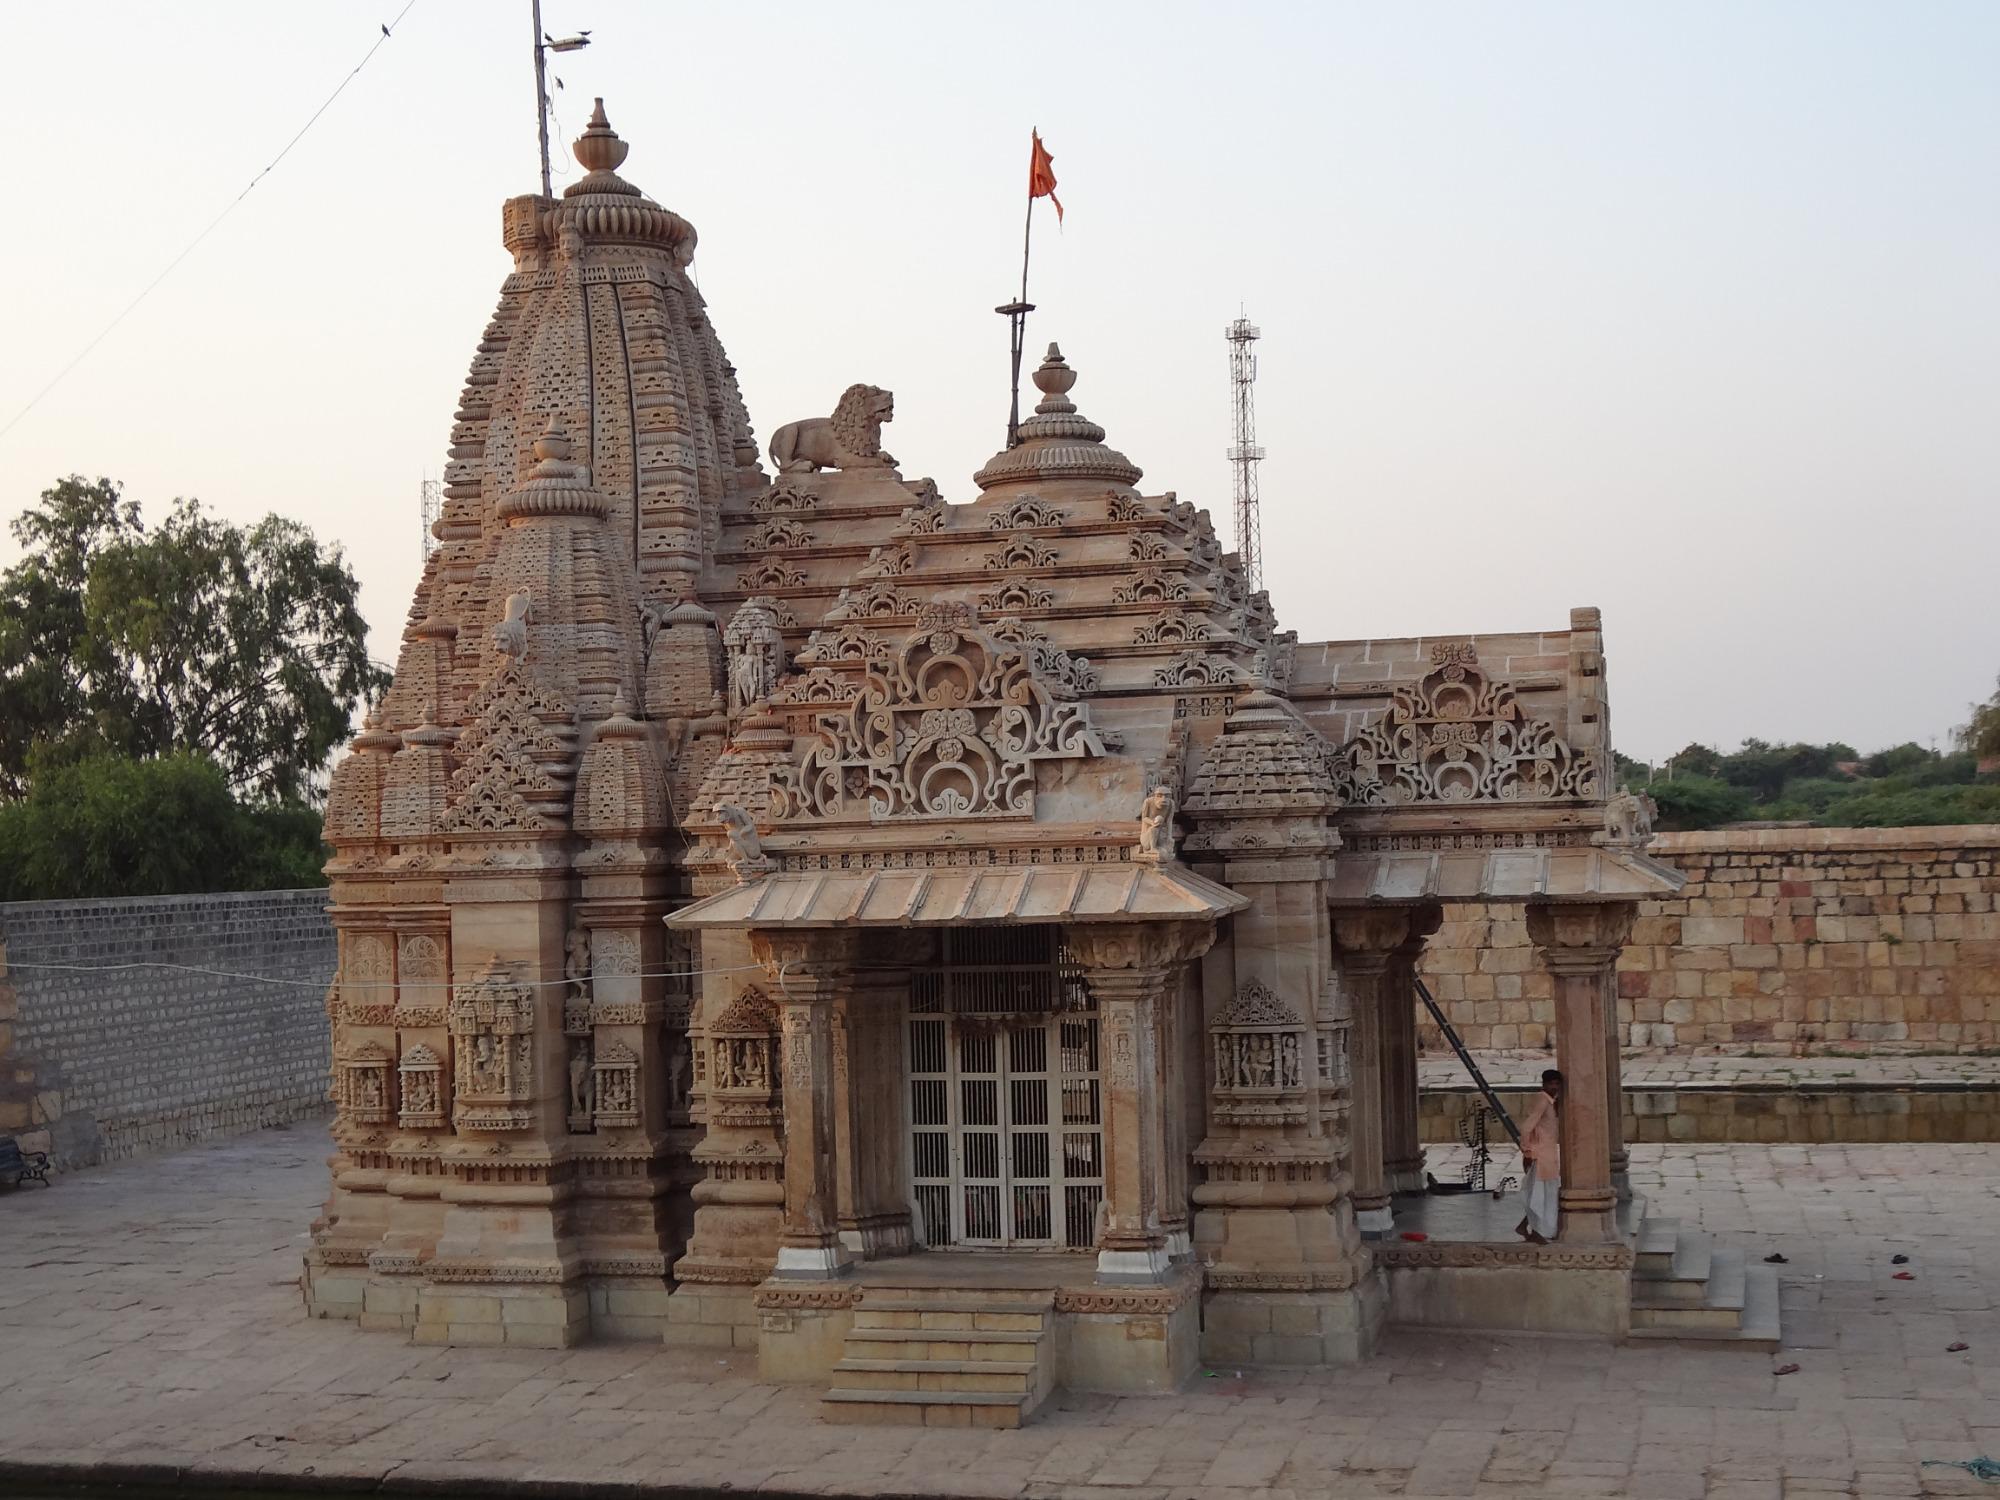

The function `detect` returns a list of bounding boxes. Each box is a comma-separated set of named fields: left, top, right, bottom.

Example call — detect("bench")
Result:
left=0, top=1136, right=51, bottom=1189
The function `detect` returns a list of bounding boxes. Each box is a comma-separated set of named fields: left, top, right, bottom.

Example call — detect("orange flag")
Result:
left=1029, top=129, right=1063, bottom=223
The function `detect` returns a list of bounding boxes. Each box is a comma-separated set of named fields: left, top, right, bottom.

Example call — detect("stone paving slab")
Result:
left=1422, top=1050, right=2000, bottom=1091
left=3, top=1124, right=1999, bottom=1498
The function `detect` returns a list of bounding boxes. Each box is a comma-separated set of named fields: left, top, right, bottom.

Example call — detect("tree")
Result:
left=1960, top=675, right=2000, bottom=763
left=1647, top=775, right=1753, bottom=831
left=0, top=752, right=330, bottom=900
left=0, top=477, right=389, bottom=800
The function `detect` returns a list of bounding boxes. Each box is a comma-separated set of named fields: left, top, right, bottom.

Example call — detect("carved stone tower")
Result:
left=309, top=102, right=750, bottom=1345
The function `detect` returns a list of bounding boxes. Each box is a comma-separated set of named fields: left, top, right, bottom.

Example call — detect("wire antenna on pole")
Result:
left=531, top=1, right=592, bottom=199
left=418, top=475, right=441, bottom=564
left=1225, top=316, right=1265, bottom=593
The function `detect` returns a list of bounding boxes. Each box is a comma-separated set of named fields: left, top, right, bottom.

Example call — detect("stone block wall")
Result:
left=1420, top=826, right=2000, bottom=1053
left=0, top=889, right=335, bottom=1169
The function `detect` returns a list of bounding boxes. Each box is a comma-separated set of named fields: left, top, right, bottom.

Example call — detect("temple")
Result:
left=308, top=103, right=1724, bottom=1425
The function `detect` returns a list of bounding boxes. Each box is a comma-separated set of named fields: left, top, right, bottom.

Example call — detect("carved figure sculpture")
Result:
left=492, top=592, right=531, bottom=661
left=768, top=384, right=896, bottom=473
left=712, top=802, right=773, bottom=883
left=1603, top=785, right=1657, bottom=846
left=1135, top=785, right=1176, bottom=863
left=564, top=925, right=591, bottom=1005
left=568, top=1037, right=594, bottom=1124
left=724, top=597, right=783, bottom=713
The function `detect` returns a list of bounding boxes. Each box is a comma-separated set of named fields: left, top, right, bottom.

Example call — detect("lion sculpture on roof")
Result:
left=768, top=384, right=895, bottom=474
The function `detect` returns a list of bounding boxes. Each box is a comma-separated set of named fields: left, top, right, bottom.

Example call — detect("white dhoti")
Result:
left=1523, top=1163, right=1560, bottom=1239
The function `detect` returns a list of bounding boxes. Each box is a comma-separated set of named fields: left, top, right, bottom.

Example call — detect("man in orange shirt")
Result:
left=1515, top=1069, right=1563, bottom=1244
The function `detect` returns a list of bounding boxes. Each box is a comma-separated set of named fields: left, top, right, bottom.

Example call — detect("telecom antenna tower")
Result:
left=1225, top=316, right=1265, bottom=593
left=419, top=476, right=442, bottom=563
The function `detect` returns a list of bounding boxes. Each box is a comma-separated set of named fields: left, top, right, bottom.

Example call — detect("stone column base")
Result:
left=411, top=1283, right=590, bottom=1348
left=752, top=1289, right=859, bottom=1383
left=1056, top=1272, right=1203, bottom=1394
left=586, top=1275, right=676, bottom=1341
left=1199, top=1280, right=1387, bottom=1367
left=300, top=1254, right=368, bottom=1322
left=660, top=1281, right=762, bottom=1352
left=1384, top=1263, right=1631, bottom=1337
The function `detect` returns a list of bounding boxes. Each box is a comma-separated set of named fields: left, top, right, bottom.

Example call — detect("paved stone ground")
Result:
left=1423, top=1050, right=2000, bottom=1091
left=2, top=1124, right=1998, bottom=1499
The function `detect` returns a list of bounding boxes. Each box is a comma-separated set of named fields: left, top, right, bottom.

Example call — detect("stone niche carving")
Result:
left=724, top=596, right=784, bottom=712
left=450, top=961, right=536, bottom=1131
left=988, top=493, right=1066, bottom=530
left=397, top=934, right=447, bottom=1015
left=340, top=1042, right=395, bottom=1125
left=706, top=986, right=780, bottom=1128
left=1210, top=980, right=1309, bottom=1127
left=397, top=1043, right=446, bottom=1130
left=771, top=602, right=1105, bottom=822
left=1332, top=641, right=1600, bottom=806
left=977, top=579, right=1055, bottom=613
left=593, top=1039, right=641, bottom=1128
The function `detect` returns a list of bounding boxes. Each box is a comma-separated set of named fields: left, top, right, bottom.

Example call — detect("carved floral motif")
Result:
left=1331, top=642, right=1600, bottom=805
left=988, top=494, right=1067, bottom=530
left=771, top=603, right=1105, bottom=822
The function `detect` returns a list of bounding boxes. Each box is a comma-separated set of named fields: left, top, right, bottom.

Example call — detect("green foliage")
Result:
left=1647, top=775, right=1753, bottom=831
left=1632, top=724, right=1996, bottom=831
left=0, top=476, right=390, bottom=801
left=0, top=752, right=329, bottom=901
left=1958, top=676, right=2000, bottom=761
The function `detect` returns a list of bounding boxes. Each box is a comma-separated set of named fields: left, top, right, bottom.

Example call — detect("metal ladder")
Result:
left=1414, top=975, right=1520, bottom=1147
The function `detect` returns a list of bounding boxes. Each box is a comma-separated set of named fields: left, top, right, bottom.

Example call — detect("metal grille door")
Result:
left=906, top=927, right=1103, bottom=1250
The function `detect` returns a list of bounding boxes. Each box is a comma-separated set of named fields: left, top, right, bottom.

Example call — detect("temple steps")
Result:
left=822, top=1289, right=1057, bottom=1428
left=1628, top=1224, right=1782, bottom=1350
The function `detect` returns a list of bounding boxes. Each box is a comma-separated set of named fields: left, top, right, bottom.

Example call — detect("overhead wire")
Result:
left=1, top=957, right=767, bottom=994
left=0, top=1, right=422, bottom=443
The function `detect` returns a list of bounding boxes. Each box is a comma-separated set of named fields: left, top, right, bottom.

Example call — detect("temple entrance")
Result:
left=904, top=927, right=1103, bottom=1251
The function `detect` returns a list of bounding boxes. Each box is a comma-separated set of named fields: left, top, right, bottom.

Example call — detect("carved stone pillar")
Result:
left=750, top=929, right=859, bottom=1278
left=1526, top=902, right=1635, bottom=1246
left=1605, top=956, right=1631, bottom=1202
left=1331, top=907, right=1428, bottom=1234
left=836, top=940, right=924, bottom=1259
left=1381, top=907, right=1441, bottom=1196
left=1065, top=921, right=1214, bottom=1284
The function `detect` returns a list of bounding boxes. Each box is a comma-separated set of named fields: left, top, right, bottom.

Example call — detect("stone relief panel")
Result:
left=771, top=603, right=1106, bottom=822
left=1210, top=979, right=1309, bottom=1128
left=1330, top=642, right=1600, bottom=806
left=450, top=961, right=536, bottom=1131
left=706, top=986, right=780, bottom=1128
left=593, top=1040, right=640, bottom=1128
left=397, top=1043, right=447, bottom=1130
left=340, top=1042, right=395, bottom=1125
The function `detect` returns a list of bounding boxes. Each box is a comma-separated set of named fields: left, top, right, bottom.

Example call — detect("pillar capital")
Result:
left=1525, top=901, right=1635, bottom=973
left=1063, top=919, right=1213, bottom=973
left=1331, top=904, right=1439, bottom=963
left=747, top=928, right=858, bottom=988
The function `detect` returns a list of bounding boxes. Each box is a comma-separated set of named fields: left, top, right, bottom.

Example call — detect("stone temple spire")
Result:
left=973, top=342, right=1142, bottom=493
left=373, top=98, right=760, bottom=737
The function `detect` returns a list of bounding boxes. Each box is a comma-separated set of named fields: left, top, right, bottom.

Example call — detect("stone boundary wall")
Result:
left=1420, top=826, right=2000, bottom=1053
left=0, top=889, right=335, bottom=1169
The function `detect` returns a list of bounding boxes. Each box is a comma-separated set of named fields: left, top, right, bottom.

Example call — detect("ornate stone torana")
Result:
left=1332, top=642, right=1599, bottom=806
left=309, top=94, right=1681, bottom=1392
left=768, top=603, right=1105, bottom=823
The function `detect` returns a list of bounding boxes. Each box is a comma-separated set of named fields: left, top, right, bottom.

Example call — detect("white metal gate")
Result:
left=906, top=927, right=1103, bottom=1250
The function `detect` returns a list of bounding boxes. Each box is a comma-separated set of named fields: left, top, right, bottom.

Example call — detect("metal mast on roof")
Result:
left=1225, top=316, right=1265, bottom=593
left=531, top=1, right=592, bottom=199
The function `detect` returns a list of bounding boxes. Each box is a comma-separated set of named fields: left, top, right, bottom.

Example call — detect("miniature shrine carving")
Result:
left=450, top=961, right=537, bottom=1131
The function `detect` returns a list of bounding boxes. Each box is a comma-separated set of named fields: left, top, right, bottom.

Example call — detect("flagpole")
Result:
left=997, top=199, right=1034, bottom=450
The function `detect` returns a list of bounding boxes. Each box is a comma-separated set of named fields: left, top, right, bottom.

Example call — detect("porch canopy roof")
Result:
left=1327, top=844, right=1685, bottom=906
left=668, top=861, right=1249, bottom=931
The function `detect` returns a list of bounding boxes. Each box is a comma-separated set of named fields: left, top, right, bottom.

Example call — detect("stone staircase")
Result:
left=1628, top=1216, right=1781, bottom=1348
left=821, top=1286, right=1058, bottom=1428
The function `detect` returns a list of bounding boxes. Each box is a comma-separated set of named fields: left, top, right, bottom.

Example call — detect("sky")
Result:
left=2, top=1, right=1996, bottom=765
